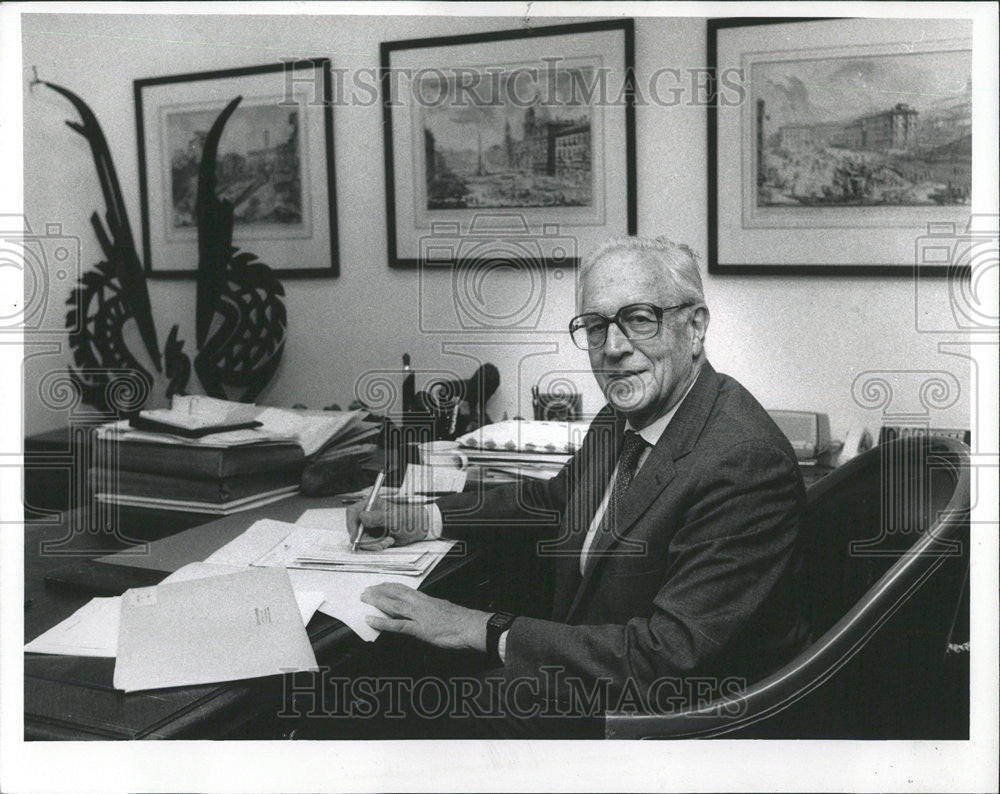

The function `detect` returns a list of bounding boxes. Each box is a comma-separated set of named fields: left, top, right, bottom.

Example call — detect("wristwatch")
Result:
left=485, top=611, right=516, bottom=665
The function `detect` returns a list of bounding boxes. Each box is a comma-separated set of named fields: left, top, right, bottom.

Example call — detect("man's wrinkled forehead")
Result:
left=579, top=250, right=673, bottom=310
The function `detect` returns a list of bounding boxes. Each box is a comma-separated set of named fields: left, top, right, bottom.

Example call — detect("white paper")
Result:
left=290, top=516, right=456, bottom=641
left=202, top=514, right=454, bottom=642
left=140, top=396, right=258, bottom=430
left=25, top=564, right=326, bottom=659
left=253, top=526, right=433, bottom=574
left=255, top=408, right=362, bottom=456
left=205, top=518, right=300, bottom=566
left=296, top=507, right=351, bottom=530
left=25, top=597, right=120, bottom=657
left=114, top=567, right=318, bottom=692
left=170, top=395, right=258, bottom=424
left=399, top=463, right=467, bottom=495
left=287, top=568, right=387, bottom=642
left=162, top=562, right=324, bottom=627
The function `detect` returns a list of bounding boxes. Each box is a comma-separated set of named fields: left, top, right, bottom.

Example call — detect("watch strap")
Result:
left=486, top=611, right=516, bottom=665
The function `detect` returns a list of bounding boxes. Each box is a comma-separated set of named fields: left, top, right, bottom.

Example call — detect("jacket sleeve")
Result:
left=434, top=463, right=569, bottom=541
left=501, top=438, right=805, bottom=707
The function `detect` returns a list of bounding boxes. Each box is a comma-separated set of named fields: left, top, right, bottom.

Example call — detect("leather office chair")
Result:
left=606, top=435, right=971, bottom=739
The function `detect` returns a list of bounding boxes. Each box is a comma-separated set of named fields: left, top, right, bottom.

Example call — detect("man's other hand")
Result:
left=361, top=583, right=490, bottom=652
left=346, top=497, right=430, bottom=549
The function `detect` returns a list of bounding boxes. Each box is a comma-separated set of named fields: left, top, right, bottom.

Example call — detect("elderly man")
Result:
left=350, top=236, right=809, bottom=736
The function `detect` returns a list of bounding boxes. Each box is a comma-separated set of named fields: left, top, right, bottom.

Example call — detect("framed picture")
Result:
left=381, top=20, right=636, bottom=268
left=708, top=17, right=972, bottom=274
left=135, top=58, right=338, bottom=277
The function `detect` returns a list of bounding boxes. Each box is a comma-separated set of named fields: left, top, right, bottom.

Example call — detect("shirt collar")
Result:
left=625, top=372, right=699, bottom=447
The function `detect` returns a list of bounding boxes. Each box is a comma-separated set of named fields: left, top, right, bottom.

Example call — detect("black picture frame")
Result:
left=381, top=19, right=636, bottom=269
left=708, top=17, right=973, bottom=276
left=135, top=58, right=338, bottom=278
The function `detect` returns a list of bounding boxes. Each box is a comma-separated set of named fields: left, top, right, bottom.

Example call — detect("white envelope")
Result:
left=114, top=567, right=317, bottom=692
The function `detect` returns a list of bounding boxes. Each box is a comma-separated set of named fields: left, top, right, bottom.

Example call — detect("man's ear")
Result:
left=689, top=305, right=710, bottom=357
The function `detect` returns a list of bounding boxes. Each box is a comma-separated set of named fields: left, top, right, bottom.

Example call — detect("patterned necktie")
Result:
left=602, top=430, right=649, bottom=536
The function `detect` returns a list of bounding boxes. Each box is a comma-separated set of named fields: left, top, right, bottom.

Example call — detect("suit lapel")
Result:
left=550, top=408, right=622, bottom=621
left=564, top=363, right=722, bottom=621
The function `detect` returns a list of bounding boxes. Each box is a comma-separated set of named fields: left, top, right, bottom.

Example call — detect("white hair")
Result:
left=580, top=236, right=706, bottom=308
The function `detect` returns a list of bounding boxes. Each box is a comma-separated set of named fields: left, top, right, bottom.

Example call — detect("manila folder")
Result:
left=114, top=566, right=317, bottom=692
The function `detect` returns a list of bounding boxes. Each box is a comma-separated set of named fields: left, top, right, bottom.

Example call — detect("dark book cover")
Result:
left=105, top=439, right=305, bottom=479
left=89, top=465, right=302, bottom=504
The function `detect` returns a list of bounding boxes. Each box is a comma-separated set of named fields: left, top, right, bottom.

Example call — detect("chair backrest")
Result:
left=803, top=434, right=966, bottom=640
left=606, top=435, right=970, bottom=739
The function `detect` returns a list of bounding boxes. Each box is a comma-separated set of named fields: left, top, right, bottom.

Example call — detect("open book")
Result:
left=131, top=395, right=260, bottom=436
left=103, top=396, right=369, bottom=457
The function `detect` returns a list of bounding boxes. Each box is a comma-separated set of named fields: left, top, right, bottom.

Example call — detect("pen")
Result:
left=353, top=470, right=385, bottom=552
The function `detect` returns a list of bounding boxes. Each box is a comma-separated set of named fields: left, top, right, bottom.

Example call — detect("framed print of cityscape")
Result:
left=708, top=18, right=972, bottom=274
left=381, top=20, right=636, bottom=268
left=136, top=59, right=338, bottom=277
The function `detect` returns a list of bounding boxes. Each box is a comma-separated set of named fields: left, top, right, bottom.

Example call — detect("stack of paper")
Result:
left=454, top=420, right=582, bottom=480
left=253, top=525, right=439, bottom=575
left=459, top=448, right=571, bottom=481
left=456, top=418, right=591, bottom=453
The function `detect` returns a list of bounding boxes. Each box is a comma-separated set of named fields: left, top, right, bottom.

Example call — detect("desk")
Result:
left=24, top=496, right=490, bottom=739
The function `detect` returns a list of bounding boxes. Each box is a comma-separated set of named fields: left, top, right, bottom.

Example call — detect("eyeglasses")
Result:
left=568, top=302, right=693, bottom=350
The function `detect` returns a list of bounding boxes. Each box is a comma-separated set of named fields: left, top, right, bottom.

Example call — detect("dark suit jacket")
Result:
left=438, top=362, right=809, bottom=710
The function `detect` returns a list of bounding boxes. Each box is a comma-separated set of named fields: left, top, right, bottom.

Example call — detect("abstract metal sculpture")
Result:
left=38, top=77, right=287, bottom=409
left=39, top=79, right=180, bottom=411
left=193, top=96, right=287, bottom=402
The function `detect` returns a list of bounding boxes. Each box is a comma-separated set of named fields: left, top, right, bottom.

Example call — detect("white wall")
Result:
left=22, top=12, right=971, bottom=441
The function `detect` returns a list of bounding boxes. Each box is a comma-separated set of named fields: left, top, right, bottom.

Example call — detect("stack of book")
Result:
left=92, top=396, right=380, bottom=514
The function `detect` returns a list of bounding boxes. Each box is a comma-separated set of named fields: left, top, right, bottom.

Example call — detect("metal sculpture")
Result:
left=193, top=96, right=287, bottom=402
left=38, top=78, right=180, bottom=410
left=37, top=77, right=287, bottom=409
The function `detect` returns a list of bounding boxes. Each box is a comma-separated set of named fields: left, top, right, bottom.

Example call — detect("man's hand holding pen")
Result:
left=346, top=496, right=432, bottom=550
left=346, top=486, right=491, bottom=653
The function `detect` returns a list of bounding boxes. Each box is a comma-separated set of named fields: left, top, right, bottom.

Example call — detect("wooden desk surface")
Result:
left=24, top=496, right=483, bottom=740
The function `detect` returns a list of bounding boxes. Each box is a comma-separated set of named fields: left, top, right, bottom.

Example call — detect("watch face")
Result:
left=489, top=612, right=514, bottom=629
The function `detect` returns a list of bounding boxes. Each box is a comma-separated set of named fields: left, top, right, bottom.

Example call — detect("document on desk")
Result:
left=254, top=526, right=436, bottom=575
left=293, top=508, right=456, bottom=640
left=161, top=562, right=325, bottom=627
left=113, top=567, right=317, bottom=692
left=25, top=597, right=120, bottom=657
left=198, top=510, right=455, bottom=641
left=25, top=564, right=324, bottom=659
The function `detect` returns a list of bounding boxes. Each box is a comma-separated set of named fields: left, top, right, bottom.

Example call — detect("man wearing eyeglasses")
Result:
left=351, top=236, right=808, bottom=737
